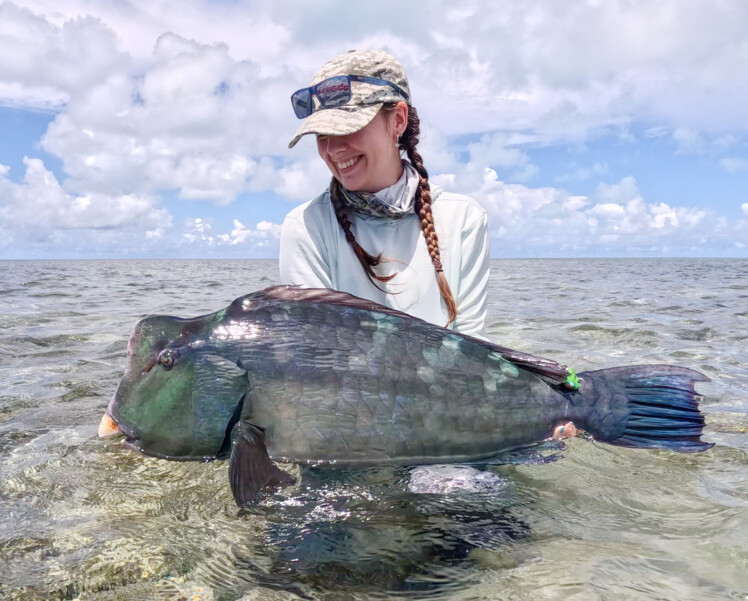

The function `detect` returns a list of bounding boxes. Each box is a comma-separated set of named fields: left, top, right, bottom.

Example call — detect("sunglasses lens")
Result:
left=315, top=76, right=351, bottom=108
left=291, top=88, right=313, bottom=119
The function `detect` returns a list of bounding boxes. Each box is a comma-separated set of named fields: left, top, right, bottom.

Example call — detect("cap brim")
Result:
left=288, top=104, right=383, bottom=149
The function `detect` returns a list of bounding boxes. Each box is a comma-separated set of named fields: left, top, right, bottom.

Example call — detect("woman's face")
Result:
left=316, top=103, right=407, bottom=193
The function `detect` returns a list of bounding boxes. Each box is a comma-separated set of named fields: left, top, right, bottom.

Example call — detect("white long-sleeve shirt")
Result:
left=279, top=184, right=490, bottom=338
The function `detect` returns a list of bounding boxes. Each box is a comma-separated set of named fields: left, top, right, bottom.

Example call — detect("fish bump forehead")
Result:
left=128, top=316, right=184, bottom=371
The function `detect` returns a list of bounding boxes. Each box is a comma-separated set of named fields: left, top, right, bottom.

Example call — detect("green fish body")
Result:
left=104, top=287, right=712, bottom=506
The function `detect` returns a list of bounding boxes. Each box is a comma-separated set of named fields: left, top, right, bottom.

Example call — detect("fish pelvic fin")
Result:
left=574, top=365, right=714, bottom=453
left=229, top=422, right=296, bottom=507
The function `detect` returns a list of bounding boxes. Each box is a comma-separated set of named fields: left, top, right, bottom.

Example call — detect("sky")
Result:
left=1, top=0, right=747, bottom=260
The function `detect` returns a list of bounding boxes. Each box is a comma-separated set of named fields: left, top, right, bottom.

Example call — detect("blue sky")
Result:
left=1, top=0, right=747, bottom=259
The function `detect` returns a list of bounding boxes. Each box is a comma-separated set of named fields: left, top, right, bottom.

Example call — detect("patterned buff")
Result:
left=288, top=50, right=411, bottom=148
left=338, top=162, right=420, bottom=220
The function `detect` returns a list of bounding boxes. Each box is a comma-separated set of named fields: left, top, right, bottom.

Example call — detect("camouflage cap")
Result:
left=288, top=49, right=410, bottom=149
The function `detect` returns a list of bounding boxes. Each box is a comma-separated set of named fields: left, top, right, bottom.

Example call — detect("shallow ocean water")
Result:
left=0, top=258, right=746, bottom=600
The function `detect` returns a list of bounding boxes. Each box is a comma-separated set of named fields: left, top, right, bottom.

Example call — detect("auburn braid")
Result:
left=329, top=177, right=395, bottom=286
left=330, top=103, right=457, bottom=326
left=398, top=105, right=457, bottom=326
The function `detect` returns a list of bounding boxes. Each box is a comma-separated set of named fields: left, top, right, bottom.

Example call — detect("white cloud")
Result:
left=466, top=132, right=537, bottom=181
left=247, top=155, right=332, bottom=202
left=555, top=162, right=608, bottom=183
left=230, top=219, right=281, bottom=246
left=720, top=158, right=748, bottom=173
left=2, top=0, right=748, bottom=257
left=0, top=157, right=288, bottom=257
left=0, top=158, right=170, bottom=255
left=644, top=126, right=669, bottom=139
left=32, top=29, right=305, bottom=206
left=179, top=217, right=281, bottom=257
left=0, top=2, right=129, bottom=109
left=8, top=0, right=748, bottom=139
left=595, top=176, right=641, bottom=205
left=432, top=166, right=728, bottom=255
left=0, top=158, right=168, bottom=231
left=181, top=217, right=215, bottom=244
left=11, top=0, right=291, bottom=71
left=672, top=127, right=707, bottom=154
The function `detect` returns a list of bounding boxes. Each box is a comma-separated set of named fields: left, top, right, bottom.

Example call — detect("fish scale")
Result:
left=231, top=302, right=557, bottom=464
left=102, top=286, right=713, bottom=506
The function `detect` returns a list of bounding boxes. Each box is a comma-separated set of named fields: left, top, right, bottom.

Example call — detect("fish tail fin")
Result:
left=574, top=365, right=713, bottom=453
left=229, top=423, right=296, bottom=507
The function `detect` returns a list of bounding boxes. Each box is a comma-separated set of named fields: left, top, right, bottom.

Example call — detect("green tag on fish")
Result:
left=564, top=368, right=580, bottom=390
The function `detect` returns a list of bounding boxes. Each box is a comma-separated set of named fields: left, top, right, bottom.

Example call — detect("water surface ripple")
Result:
left=0, top=259, right=746, bottom=600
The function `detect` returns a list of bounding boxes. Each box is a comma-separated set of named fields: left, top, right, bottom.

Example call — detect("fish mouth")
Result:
left=99, top=393, right=137, bottom=441
left=99, top=412, right=145, bottom=452
left=98, top=409, right=208, bottom=460
left=98, top=402, right=137, bottom=444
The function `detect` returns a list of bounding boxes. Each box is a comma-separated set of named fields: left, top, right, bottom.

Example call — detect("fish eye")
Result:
left=157, top=349, right=177, bottom=370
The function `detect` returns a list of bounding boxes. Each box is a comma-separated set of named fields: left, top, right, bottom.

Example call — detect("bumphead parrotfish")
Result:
left=100, top=286, right=712, bottom=507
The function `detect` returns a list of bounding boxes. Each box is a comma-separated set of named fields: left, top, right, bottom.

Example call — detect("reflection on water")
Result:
left=248, top=464, right=527, bottom=598
left=1, top=259, right=747, bottom=600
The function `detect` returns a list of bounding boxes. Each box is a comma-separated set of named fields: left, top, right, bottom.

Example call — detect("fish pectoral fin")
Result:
left=229, top=422, right=295, bottom=507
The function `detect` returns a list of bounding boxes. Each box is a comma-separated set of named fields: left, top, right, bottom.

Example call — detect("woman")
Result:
left=279, top=49, right=577, bottom=446
left=280, top=49, right=490, bottom=338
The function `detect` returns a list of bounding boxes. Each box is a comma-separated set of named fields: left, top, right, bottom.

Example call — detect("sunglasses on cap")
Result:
left=291, top=75, right=409, bottom=119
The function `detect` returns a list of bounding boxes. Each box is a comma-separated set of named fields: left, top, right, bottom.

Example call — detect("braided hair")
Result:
left=328, top=103, right=458, bottom=326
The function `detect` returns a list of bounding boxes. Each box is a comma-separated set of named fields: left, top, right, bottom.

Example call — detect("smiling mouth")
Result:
left=336, top=156, right=360, bottom=171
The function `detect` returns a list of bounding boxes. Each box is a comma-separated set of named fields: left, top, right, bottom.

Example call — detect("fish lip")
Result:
left=98, top=405, right=137, bottom=443
left=98, top=412, right=121, bottom=438
left=104, top=416, right=142, bottom=451
left=99, top=409, right=176, bottom=458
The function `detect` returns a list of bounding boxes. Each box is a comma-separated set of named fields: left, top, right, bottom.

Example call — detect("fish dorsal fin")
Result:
left=480, top=344, right=571, bottom=386
left=237, top=286, right=571, bottom=386
left=242, top=285, right=414, bottom=319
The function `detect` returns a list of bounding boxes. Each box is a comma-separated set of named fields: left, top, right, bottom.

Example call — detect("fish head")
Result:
left=102, top=312, right=247, bottom=460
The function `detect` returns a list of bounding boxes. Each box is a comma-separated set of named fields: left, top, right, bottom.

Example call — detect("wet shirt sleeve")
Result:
left=453, top=211, right=490, bottom=339
left=279, top=213, right=334, bottom=289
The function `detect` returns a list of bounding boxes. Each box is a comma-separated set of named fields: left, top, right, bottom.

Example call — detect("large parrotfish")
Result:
left=99, top=286, right=712, bottom=506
